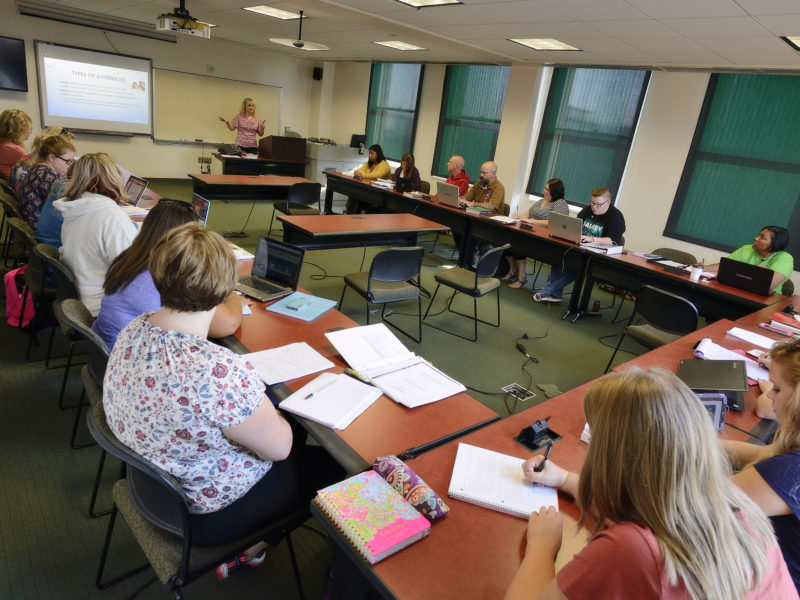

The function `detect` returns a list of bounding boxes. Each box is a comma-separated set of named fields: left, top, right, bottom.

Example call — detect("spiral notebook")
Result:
left=448, top=443, right=558, bottom=518
left=314, top=470, right=431, bottom=564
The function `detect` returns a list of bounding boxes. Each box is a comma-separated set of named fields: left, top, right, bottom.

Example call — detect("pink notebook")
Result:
left=314, top=470, right=431, bottom=564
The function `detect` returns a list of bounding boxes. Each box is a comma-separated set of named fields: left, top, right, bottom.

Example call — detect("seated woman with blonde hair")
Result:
left=9, top=126, right=75, bottom=192
left=54, top=152, right=137, bottom=316
left=506, top=368, right=796, bottom=600
left=725, top=338, right=800, bottom=594
left=17, top=135, right=76, bottom=229
left=104, top=222, right=340, bottom=578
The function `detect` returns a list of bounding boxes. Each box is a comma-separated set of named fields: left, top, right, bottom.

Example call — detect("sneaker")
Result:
left=533, top=292, right=561, bottom=303
left=247, top=548, right=267, bottom=568
left=217, top=554, right=247, bottom=581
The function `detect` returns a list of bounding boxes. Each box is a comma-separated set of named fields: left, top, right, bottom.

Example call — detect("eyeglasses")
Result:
left=479, top=170, right=494, bottom=176
left=56, top=155, right=75, bottom=165
left=59, top=128, right=70, bottom=136
left=591, top=198, right=609, bottom=207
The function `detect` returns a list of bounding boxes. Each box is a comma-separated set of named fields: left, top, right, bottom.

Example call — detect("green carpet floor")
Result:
left=0, top=180, right=648, bottom=599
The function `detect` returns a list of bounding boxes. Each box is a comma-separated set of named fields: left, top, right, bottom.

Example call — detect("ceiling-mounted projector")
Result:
left=156, top=1, right=210, bottom=38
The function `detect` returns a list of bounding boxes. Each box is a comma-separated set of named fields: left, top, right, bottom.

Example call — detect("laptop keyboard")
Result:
left=240, top=276, right=285, bottom=295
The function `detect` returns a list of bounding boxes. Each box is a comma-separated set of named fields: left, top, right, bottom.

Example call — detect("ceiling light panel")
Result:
left=509, top=38, right=580, bottom=51
left=373, top=40, right=427, bottom=50
left=243, top=6, right=300, bottom=19
left=393, top=0, right=462, bottom=7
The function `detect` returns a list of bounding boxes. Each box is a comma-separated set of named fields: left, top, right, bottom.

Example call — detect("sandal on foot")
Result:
left=508, top=279, right=528, bottom=289
left=500, top=272, right=515, bottom=281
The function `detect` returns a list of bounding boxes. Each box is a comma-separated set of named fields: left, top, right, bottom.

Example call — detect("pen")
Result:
left=344, top=368, right=376, bottom=387
left=534, top=442, right=552, bottom=472
left=303, top=379, right=336, bottom=400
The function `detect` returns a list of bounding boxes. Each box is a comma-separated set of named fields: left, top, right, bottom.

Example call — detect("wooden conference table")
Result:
left=322, top=172, right=781, bottom=322
left=188, top=173, right=312, bottom=200
left=213, top=153, right=306, bottom=177
left=221, top=270, right=499, bottom=475
left=278, top=213, right=449, bottom=250
left=318, top=313, right=782, bottom=599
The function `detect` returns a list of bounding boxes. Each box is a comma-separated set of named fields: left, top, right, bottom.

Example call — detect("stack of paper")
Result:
left=279, top=372, right=381, bottom=429
left=245, top=341, right=334, bottom=385
left=693, top=337, right=768, bottom=380
left=325, top=323, right=466, bottom=408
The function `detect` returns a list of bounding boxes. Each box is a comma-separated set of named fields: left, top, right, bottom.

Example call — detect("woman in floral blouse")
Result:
left=103, top=222, right=338, bottom=577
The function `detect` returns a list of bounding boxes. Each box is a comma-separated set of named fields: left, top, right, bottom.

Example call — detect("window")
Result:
left=431, top=64, right=510, bottom=180
left=365, top=63, right=424, bottom=161
left=527, top=68, right=649, bottom=205
left=666, top=73, right=800, bottom=260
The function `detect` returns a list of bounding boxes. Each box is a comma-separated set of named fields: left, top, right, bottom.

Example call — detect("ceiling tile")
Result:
left=624, top=0, right=745, bottom=19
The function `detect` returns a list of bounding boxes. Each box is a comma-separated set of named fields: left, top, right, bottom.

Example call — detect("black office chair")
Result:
left=423, top=244, right=510, bottom=342
left=268, top=182, right=322, bottom=237
left=0, top=190, right=22, bottom=266
left=339, top=246, right=425, bottom=343
left=419, top=180, right=430, bottom=195
left=88, top=403, right=309, bottom=600
left=604, top=284, right=699, bottom=373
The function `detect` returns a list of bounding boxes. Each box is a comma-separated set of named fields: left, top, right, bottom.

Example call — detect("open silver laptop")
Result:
left=124, top=175, right=149, bottom=206
left=192, top=194, right=211, bottom=227
left=436, top=181, right=460, bottom=207
left=236, top=237, right=305, bottom=302
left=548, top=211, right=583, bottom=244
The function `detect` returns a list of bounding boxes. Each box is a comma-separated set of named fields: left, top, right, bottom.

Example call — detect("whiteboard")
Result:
left=153, top=69, right=281, bottom=144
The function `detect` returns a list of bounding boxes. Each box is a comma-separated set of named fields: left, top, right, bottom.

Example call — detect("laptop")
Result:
left=436, top=181, right=460, bottom=207
left=548, top=211, right=583, bottom=244
left=677, top=359, right=748, bottom=412
left=192, top=193, right=211, bottom=228
left=716, top=256, right=774, bottom=296
left=236, top=236, right=305, bottom=302
left=124, top=175, right=149, bottom=206
left=395, top=176, right=412, bottom=193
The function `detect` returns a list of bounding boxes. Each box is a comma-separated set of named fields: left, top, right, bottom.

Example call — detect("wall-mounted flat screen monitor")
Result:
left=0, top=36, right=28, bottom=92
left=34, top=41, right=152, bottom=135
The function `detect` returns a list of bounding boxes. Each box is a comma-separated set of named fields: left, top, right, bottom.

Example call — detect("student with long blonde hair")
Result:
left=725, top=338, right=800, bottom=593
left=506, top=368, right=795, bottom=600
left=54, top=152, right=137, bottom=316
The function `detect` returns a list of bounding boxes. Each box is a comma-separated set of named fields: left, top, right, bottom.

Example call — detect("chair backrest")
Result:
left=8, top=216, right=35, bottom=250
left=652, top=247, right=698, bottom=265
left=502, top=203, right=510, bottom=217
left=634, top=285, right=698, bottom=335
left=0, top=190, right=21, bottom=219
left=419, top=180, right=431, bottom=195
left=369, top=246, right=424, bottom=284
left=476, top=243, right=511, bottom=279
left=287, top=182, right=322, bottom=208
left=87, top=403, right=189, bottom=540
left=34, top=243, right=79, bottom=301
left=59, top=298, right=109, bottom=382
left=782, top=279, right=795, bottom=296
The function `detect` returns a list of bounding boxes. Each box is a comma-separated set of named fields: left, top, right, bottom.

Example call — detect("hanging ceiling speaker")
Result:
left=269, top=10, right=329, bottom=51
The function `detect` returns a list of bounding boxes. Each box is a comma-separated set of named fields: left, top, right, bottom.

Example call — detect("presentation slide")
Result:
left=35, top=42, right=152, bottom=135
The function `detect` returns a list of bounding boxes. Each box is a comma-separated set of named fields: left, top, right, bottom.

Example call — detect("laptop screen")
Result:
left=124, top=175, right=148, bottom=206
left=252, top=237, right=305, bottom=288
left=192, top=194, right=210, bottom=228
left=716, top=256, right=774, bottom=295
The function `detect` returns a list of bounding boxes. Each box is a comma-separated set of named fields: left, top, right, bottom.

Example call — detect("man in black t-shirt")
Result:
left=534, top=187, right=625, bottom=303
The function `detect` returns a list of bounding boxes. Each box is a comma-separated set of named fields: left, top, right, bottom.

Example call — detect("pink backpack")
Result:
left=4, top=266, right=35, bottom=328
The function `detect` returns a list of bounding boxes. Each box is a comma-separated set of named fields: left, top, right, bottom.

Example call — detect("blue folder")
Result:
left=265, top=291, right=337, bottom=322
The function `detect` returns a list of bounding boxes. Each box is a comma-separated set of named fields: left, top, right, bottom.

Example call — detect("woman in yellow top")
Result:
left=347, top=144, right=391, bottom=213
left=355, top=144, right=390, bottom=180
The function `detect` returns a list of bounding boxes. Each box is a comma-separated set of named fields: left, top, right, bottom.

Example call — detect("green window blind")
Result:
left=666, top=73, right=800, bottom=261
left=431, top=64, right=510, bottom=180
left=527, top=68, right=649, bottom=205
left=365, top=63, right=424, bottom=162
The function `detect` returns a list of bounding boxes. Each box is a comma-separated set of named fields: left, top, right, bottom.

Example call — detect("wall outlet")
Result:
left=197, top=156, right=212, bottom=164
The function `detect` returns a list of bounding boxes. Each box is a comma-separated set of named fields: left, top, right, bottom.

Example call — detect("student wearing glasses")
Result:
left=54, top=153, right=138, bottom=316
left=17, top=135, right=77, bottom=229
left=461, top=161, right=505, bottom=212
left=508, top=368, right=796, bottom=599
left=534, top=187, right=625, bottom=303
left=723, top=339, right=800, bottom=593
left=9, top=126, right=75, bottom=192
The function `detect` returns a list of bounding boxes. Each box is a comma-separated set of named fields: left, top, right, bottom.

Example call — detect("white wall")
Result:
left=0, top=0, right=316, bottom=177
left=327, top=62, right=370, bottom=145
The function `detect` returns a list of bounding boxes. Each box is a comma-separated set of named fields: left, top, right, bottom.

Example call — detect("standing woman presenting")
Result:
left=218, top=98, right=265, bottom=154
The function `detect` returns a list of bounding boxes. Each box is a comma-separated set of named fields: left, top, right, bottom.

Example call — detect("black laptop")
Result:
left=677, top=359, right=748, bottom=412
left=395, top=176, right=412, bottom=193
left=236, top=237, right=305, bottom=302
left=716, top=256, right=774, bottom=296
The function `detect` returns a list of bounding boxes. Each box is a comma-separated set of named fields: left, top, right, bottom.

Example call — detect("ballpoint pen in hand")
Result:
left=534, top=442, right=553, bottom=472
